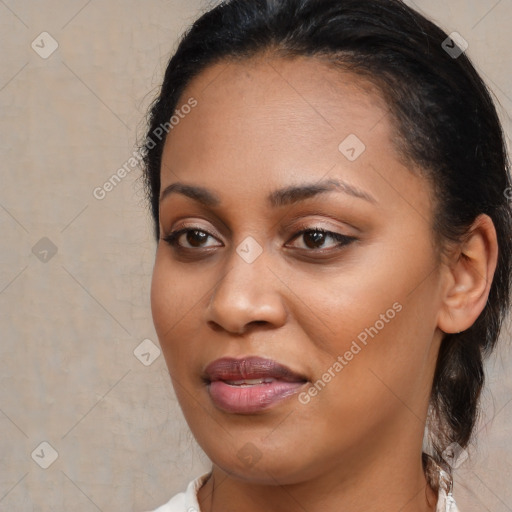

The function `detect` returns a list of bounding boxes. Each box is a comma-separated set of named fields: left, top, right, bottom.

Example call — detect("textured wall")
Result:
left=0, top=1, right=510, bottom=510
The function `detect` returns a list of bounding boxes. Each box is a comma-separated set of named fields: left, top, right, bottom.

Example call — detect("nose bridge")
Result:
left=205, top=238, right=287, bottom=333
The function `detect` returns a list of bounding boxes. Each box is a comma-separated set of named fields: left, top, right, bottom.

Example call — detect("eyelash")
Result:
left=162, top=226, right=357, bottom=254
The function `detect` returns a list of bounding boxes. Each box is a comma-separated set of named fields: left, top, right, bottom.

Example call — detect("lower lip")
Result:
left=208, top=380, right=306, bottom=414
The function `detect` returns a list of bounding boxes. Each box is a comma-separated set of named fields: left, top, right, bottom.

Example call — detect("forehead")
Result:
left=181, top=53, right=390, bottom=132
left=163, top=55, right=395, bottom=164
left=159, top=54, right=431, bottom=220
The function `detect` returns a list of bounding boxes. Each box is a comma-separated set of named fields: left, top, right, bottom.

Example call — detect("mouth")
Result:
left=202, top=356, right=309, bottom=414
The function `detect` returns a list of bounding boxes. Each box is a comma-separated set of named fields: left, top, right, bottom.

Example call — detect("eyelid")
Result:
left=160, top=209, right=231, bottom=239
left=162, top=226, right=223, bottom=250
left=164, top=214, right=359, bottom=241
left=279, top=211, right=362, bottom=235
left=285, top=226, right=357, bottom=250
left=168, top=220, right=223, bottom=239
left=162, top=224, right=358, bottom=256
left=283, top=217, right=358, bottom=238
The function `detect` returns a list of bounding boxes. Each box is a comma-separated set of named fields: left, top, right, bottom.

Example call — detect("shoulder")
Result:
left=144, top=472, right=212, bottom=512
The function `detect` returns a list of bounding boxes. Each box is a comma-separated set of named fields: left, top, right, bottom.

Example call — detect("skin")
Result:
left=150, top=54, right=498, bottom=512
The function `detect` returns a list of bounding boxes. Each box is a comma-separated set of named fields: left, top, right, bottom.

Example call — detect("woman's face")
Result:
left=151, top=55, right=446, bottom=484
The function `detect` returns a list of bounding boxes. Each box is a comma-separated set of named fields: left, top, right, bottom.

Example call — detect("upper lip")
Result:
left=203, top=356, right=308, bottom=383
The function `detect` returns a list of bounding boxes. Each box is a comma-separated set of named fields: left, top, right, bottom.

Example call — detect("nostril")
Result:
left=250, top=320, right=268, bottom=326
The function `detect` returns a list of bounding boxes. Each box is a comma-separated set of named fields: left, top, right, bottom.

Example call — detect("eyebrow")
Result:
left=159, top=178, right=377, bottom=208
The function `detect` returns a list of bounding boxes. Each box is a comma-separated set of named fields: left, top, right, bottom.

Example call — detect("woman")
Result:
left=141, top=0, right=512, bottom=510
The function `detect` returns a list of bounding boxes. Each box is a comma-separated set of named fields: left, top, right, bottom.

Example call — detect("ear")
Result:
left=437, top=214, right=499, bottom=334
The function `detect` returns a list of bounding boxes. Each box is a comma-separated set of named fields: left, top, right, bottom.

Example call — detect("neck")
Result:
left=197, top=456, right=438, bottom=512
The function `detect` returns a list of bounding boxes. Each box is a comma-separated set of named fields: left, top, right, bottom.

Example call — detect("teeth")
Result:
left=225, top=378, right=275, bottom=386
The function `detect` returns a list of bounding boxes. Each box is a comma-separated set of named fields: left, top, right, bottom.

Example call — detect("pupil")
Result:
left=305, top=230, right=325, bottom=248
left=187, top=230, right=208, bottom=247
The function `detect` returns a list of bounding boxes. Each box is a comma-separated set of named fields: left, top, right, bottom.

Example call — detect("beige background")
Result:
left=0, top=0, right=511, bottom=510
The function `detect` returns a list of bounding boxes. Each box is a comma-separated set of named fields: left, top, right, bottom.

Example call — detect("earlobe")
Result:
left=437, top=214, right=498, bottom=334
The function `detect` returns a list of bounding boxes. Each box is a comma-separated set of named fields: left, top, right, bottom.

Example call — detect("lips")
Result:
left=203, top=356, right=308, bottom=414
left=203, top=356, right=308, bottom=383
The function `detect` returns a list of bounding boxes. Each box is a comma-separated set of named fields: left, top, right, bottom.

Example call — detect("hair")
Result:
left=141, top=0, right=512, bottom=494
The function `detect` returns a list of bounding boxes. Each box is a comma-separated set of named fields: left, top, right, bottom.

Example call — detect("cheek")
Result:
left=312, top=284, right=438, bottom=431
left=150, top=250, right=213, bottom=380
left=150, top=254, right=176, bottom=337
left=297, top=243, right=440, bottom=409
left=151, top=249, right=202, bottom=329
left=150, top=253, right=191, bottom=364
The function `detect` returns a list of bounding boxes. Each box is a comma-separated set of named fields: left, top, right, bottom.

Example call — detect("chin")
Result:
left=201, top=438, right=324, bottom=486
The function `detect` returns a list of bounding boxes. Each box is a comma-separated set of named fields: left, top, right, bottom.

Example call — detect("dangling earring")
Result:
left=437, top=468, right=460, bottom=512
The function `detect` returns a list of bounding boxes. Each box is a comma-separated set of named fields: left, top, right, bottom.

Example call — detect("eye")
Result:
left=287, top=227, right=357, bottom=251
left=162, top=226, right=357, bottom=254
left=162, top=228, right=222, bottom=249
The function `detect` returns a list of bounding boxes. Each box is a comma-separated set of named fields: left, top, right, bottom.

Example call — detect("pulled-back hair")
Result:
left=141, top=0, right=512, bottom=493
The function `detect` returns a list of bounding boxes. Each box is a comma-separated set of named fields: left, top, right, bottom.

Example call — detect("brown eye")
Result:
left=185, top=230, right=209, bottom=247
left=162, top=228, right=222, bottom=249
left=303, top=230, right=328, bottom=249
left=289, top=228, right=357, bottom=251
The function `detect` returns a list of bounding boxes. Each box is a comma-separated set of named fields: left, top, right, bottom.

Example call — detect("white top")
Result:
left=145, top=472, right=460, bottom=512
left=146, top=473, right=210, bottom=512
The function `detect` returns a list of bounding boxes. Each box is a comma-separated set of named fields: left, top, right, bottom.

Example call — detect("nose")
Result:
left=204, top=244, right=288, bottom=335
